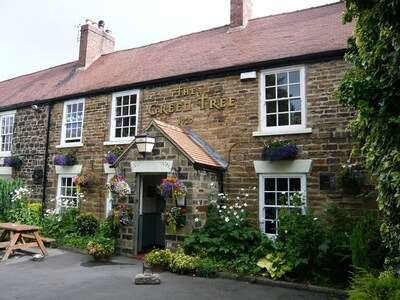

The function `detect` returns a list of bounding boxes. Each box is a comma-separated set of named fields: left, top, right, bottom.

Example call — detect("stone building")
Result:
left=0, top=1, right=375, bottom=254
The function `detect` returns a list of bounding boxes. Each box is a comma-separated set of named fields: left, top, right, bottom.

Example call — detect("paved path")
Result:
left=0, top=248, right=342, bottom=300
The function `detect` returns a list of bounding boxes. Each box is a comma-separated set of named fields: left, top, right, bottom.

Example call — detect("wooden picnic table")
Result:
left=0, top=222, right=49, bottom=264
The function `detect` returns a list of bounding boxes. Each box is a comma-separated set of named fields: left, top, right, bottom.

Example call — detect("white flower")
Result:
left=245, top=193, right=249, bottom=197
left=229, top=206, right=233, bottom=210
left=217, top=205, right=220, bottom=209
left=313, top=217, right=318, bottom=221
left=240, top=188, right=244, bottom=191
left=285, top=230, right=288, bottom=234
left=194, top=218, right=199, bottom=222
left=233, top=211, right=237, bottom=216
left=243, top=203, right=248, bottom=207
left=225, top=217, right=229, bottom=222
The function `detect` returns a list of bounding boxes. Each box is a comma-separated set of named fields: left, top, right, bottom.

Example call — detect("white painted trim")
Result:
left=103, top=163, right=116, bottom=174
left=253, top=159, right=313, bottom=174
left=60, top=98, right=85, bottom=146
left=103, top=140, right=132, bottom=146
left=0, top=166, right=12, bottom=175
left=131, top=160, right=173, bottom=173
left=252, top=128, right=312, bottom=137
left=56, top=143, right=84, bottom=149
left=55, top=165, right=82, bottom=174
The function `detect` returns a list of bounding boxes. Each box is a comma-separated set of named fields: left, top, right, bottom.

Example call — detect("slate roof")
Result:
left=0, top=2, right=352, bottom=110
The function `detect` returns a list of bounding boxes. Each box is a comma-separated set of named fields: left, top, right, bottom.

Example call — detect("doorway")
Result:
left=137, top=174, right=166, bottom=254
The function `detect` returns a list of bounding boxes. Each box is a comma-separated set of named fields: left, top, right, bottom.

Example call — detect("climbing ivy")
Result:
left=336, top=0, right=400, bottom=271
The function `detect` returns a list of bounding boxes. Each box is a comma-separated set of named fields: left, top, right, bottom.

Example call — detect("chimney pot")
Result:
left=98, top=20, right=105, bottom=29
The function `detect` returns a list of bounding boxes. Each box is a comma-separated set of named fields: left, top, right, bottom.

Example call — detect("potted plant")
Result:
left=158, top=177, right=186, bottom=206
left=143, top=248, right=173, bottom=272
left=261, top=139, right=297, bottom=161
left=105, top=145, right=125, bottom=165
left=73, top=171, right=95, bottom=192
left=54, top=149, right=77, bottom=166
left=86, top=235, right=116, bottom=262
left=3, top=155, right=23, bottom=168
left=161, top=207, right=186, bottom=233
left=106, top=174, right=131, bottom=198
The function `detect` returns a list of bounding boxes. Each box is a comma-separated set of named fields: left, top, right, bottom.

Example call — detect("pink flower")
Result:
left=90, top=248, right=96, bottom=253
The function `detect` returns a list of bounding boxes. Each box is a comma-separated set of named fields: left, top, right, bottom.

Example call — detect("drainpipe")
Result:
left=42, top=102, right=53, bottom=212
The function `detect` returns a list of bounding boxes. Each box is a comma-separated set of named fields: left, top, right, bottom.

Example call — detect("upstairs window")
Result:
left=0, top=112, right=15, bottom=154
left=260, top=66, right=306, bottom=134
left=110, top=90, right=139, bottom=142
left=61, top=99, right=85, bottom=146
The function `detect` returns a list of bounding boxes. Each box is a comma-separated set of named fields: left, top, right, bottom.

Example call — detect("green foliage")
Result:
left=277, top=205, right=356, bottom=286
left=0, top=178, right=23, bottom=218
left=337, top=0, right=400, bottom=269
left=184, top=195, right=274, bottom=275
left=257, top=252, right=293, bottom=280
left=195, top=258, right=217, bottom=278
left=40, top=208, right=80, bottom=239
left=144, top=249, right=173, bottom=268
left=86, top=235, right=115, bottom=256
left=74, top=213, right=99, bottom=236
left=169, top=248, right=199, bottom=274
left=350, top=213, right=386, bottom=270
left=348, top=270, right=400, bottom=300
left=98, top=218, right=118, bottom=238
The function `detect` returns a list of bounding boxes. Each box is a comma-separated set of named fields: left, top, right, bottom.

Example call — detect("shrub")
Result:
left=75, top=213, right=99, bottom=236
left=348, top=270, right=400, bottom=300
left=169, top=248, right=199, bottom=274
left=0, top=178, right=23, bottom=218
left=86, top=235, right=115, bottom=257
left=98, top=219, right=118, bottom=238
left=350, top=213, right=385, bottom=270
left=195, top=258, right=217, bottom=278
left=144, top=249, right=173, bottom=268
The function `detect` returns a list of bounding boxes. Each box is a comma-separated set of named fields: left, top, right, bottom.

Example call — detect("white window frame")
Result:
left=109, top=89, right=139, bottom=143
left=0, top=111, right=15, bottom=156
left=254, top=65, right=312, bottom=136
left=259, top=173, right=307, bottom=238
left=60, top=99, right=85, bottom=147
left=105, top=173, right=114, bottom=217
left=56, top=174, right=79, bottom=213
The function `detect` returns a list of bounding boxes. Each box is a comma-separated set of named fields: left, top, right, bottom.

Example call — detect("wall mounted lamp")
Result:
left=135, top=132, right=155, bottom=158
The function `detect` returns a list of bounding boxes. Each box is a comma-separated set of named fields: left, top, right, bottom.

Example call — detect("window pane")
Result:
left=277, top=87, right=288, bottom=98
left=277, top=100, right=289, bottom=112
left=266, top=101, right=276, bottom=113
left=265, top=178, right=275, bottom=190
left=289, top=84, right=300, bottom=97
left=264, top=192, right=275, bottom=205
left=290, top=99, right=301, bottom=111
left=266, top=87, right=275, bottom=99
left=266, top=74, right=275, bottom=86
left=289, top=70, right=300, bottom=83
left=289, top=178, right=301, bottom=191
left=277, top=178, right=288, bottom=192
left=278, top=113, right=289, bottom=126
left=290, top=112, right=302, bottom=125
left=277, top=72, right=287, bottom=85
left=266, top=115, right=276, bottom=127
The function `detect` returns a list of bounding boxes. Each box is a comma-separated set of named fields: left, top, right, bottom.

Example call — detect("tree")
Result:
left=336, top=0, right=400, bottom=272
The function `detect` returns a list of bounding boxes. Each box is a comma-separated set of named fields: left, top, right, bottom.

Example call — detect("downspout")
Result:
left=42, top=102, right=53, bottom=212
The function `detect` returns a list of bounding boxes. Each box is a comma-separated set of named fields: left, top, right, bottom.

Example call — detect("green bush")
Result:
left=195, top=258, right=217, bottom=278
left=348, top=270, right=400, bottom=300
left=98, top=218, right=118, bottom=238
left=75, top=213, right=99, bottom=236
left=169, top=248, right=199, bottom=274
left=144, top=249, right=173, bottom=268
left=350, top=213, right=385, bottom=270
left=40, top=208, right=80, bottom=239
left=0, top=178, right=23, bottom=218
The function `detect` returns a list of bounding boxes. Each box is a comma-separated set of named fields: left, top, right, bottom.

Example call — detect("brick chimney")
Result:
left=78, top=19, right=115, bottom=69
left=229, top=0, right=252, bottom=31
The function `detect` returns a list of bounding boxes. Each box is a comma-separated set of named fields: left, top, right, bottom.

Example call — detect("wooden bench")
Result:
left=21, top=234, right=56, bottom=244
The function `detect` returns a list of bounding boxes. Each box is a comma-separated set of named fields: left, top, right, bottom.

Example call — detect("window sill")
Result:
left=56, top=143, right=84, bottom=149
left=252, top=128, right=312, bottom=137
left=55, top=165, right=82, bottom=174
left=103, top=140, right=133, bottom=146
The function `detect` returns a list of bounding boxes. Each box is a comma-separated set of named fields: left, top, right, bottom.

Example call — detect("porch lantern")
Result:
left=135, top=132, right=155, bottom=157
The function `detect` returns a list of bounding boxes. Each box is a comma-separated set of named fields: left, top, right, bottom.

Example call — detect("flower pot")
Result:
left=175, top=196, right=186, bottom=207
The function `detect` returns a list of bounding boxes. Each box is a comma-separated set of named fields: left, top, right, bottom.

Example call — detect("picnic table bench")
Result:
left=0, top=223, right=55, bottom=264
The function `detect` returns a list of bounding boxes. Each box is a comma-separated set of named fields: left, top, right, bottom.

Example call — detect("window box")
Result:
left=55, top=165, right=82, bottom=175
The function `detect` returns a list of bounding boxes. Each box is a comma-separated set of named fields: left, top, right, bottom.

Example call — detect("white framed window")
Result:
left=60, top=99, right=85, bottom=146
left=259, top=174, right=306, bottom=237
left=256, top=66, right=311, bottom=136
left=110, top=90, right=139, bottom=142
left=0, top=111, right=15, bottom=155
left=57, top=175, right=79, bottom=212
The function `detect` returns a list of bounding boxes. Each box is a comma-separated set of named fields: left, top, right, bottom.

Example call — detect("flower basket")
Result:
left=161, top=207, right=186, bottom=233
left=3, top=155, right=23, bottom=169
left=158, top=177, right=186, bottom=203
left=105, top=145, right=125, bottom=165
left=54, top=149, right=77, bottom=166
left=339, top=162, right=365, bottom=188
left=261, top=139, right=297, bottom=161
left=73, top=171, right=95, bottom=192
left=109, top=204, right=133, bottom=226
left=107, top=174, right=131, bottom=198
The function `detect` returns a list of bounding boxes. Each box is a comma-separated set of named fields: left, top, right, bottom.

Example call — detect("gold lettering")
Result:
left=176, top=102, right=183, bottom=112
left=209, top=99, right=220, bottom=110
left=220, top=98, right=227, bottom=108
left=148, top=104, right=158, bottom=116
left=183, top=100, right=192, bottom=111
left=228, top=97, right=235, bottom=107
left=197, top=93, right=207, bottom=109
left=167, top=104, right=175, bottom=113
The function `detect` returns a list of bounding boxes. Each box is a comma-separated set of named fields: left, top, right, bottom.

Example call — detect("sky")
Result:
left=0, top=0, right=338, bottom=82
